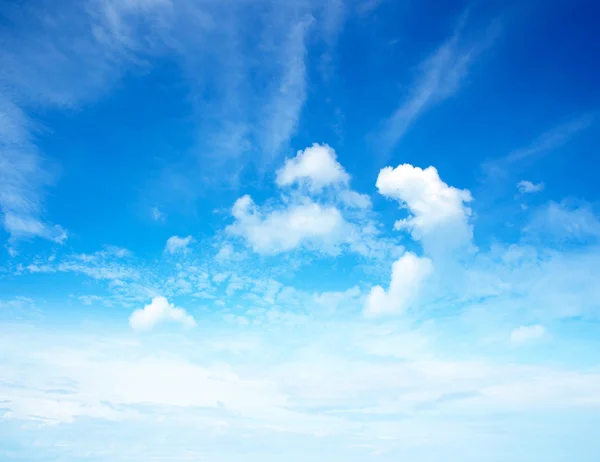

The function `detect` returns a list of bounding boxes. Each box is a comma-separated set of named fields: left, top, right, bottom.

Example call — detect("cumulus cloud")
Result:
left=376, top=164, right=473, bottom=256
left=165, top=235, right=193, bottom=255
left=224, top=143, right=391, bottom=257
left=364, top=252, right=433, bottom=317
left=510, top=325, right=546, bottom=345
left=517, top=180, right=544, bottom=194
left=276, top=143, right=350, bottom=192
left=129, top=296, right=196, bottom=331
left=227, top=195, right=344, bottom=255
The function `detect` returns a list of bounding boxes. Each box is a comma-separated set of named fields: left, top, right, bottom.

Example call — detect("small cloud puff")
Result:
left=129, top=296, right=196, bottom=331
left=151, top=207, right=166, bottom=222
left=165, top=235, right=193, bottom=255
left=517, top=180, right=544, bottom=194
left=276, top=143, right=350, bottom=192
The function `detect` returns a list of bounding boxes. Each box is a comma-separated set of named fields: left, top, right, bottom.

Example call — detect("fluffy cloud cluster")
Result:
left=129, top=296, right=196, bottom=331
left=363, top=163, right=475, bottom=317
left=377, top=164, right=473, bottom=256
left=227, top=195, right=344, bottom=255
left=227, top=144, right=376, bottom=255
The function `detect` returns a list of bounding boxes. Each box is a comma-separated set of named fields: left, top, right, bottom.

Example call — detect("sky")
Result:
left=1, top=0, right=600, bottom=460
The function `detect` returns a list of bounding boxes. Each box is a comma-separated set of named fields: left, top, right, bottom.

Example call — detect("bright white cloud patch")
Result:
left=227, top=195, right=344, bottom=255
left=129, top=296, right=196, bottom=331
left=377, top=164, right=473, bottom=255
left=365, top=252, right=433, bottom=317
left=226, top=144, right=387, bottom=257
left=510, top=325, right=546, bottom=345
left=517, top=180, right=544, bottom=194
left=276, top=143, right=350, bottom=191
left=165, top=235, right=193, bottom=255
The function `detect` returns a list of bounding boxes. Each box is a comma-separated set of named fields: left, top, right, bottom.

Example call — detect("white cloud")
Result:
left=165, top=235, right=193, bottom=255
left=378, top=15, right=498, bottom=149
left=276, top=143, right=350, bottom=192
left=78, top=295, right=104, bottom=306
left=0, top=1, right=169, bottom=109
left=3, top=214, right=67, bottom=244
left=461, top=243, right=600, bottom=324
left=0, top=98, right=67, bottom=244
left=365, top=252, right=433, bottom=317
left=525, top=201, right=600, bottom=242
left=510, top=325, right=546, bottom=345
left=259, top=16, right=313, bottom=156
left=517, top=180, right=544, bottom=194
left=0, top=0, right=325, bottom=243
left=377, top=164, right=473, bottom=255
left=483, top=116, right=593, bottom=181
left=505, top=117, right=593, bottom=166
left=0, top=0, right=174, bottom=244
left=227, top=195, right=344, bottom=255
left=129, top=296, right=196, bottom=331
left=225, top=143, right=390, bottom=258
left=338, top=189, right=371, bottom=209
left=215, top=243, right=234, bottom=262
left=151, top=207, right=165, bottom=221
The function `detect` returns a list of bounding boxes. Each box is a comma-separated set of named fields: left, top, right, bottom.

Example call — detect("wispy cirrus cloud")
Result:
left=482, top=115, right=594, bottom=181
left=0, top=0, right=170, bottom=247
left=0, top=98, right=67, bottom=246
left=258, top=15, right=314, bottom=159
left=0, top=0, right=349, bottom=247
left=377, top=13, right=500, bottom=151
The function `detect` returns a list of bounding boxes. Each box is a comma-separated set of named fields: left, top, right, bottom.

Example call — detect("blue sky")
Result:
left=1, top=0, right=600, bottom=460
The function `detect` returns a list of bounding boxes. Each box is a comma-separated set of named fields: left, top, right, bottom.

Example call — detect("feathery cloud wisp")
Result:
left=378, top=14, right=499, bottom=150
